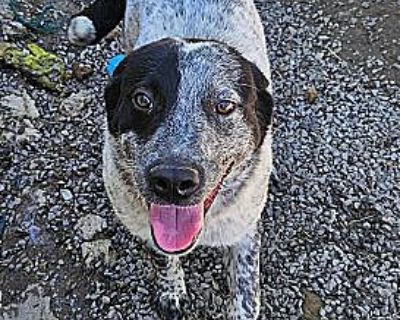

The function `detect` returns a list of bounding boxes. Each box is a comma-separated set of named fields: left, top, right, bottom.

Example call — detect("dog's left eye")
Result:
left=215, top=100, right=237, bottom=115
left=132, top=90, right=153, bottom=111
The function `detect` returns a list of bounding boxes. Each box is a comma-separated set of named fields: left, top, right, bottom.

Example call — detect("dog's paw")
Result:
left=68, top=16, right=96, bottom=46
left=157, top=292, right=185, bottom=320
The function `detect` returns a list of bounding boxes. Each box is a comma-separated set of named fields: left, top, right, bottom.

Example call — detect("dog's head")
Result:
left=104, top=38, right=273, bottom=255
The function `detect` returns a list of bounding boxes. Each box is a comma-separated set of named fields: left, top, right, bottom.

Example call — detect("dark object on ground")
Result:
left=9, top=0, right=65, bottom=34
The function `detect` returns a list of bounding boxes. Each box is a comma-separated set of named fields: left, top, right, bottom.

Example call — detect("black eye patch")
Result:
left=104, top=39, right=181, bottom=138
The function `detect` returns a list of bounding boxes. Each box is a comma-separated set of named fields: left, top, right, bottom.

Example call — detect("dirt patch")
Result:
left=281, top=0, right=400, bottom=84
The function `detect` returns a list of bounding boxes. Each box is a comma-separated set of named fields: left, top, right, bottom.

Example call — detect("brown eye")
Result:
left=132, top=90, right=153, bottom=111
left=215, top=100, right=236, bottom=115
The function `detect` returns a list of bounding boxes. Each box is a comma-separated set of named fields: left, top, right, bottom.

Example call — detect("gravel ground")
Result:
left=1, top=0, right=399, bottom=319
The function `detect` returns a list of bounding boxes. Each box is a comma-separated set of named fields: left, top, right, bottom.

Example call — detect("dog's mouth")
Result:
left=149, top=163, right=233, bottom=255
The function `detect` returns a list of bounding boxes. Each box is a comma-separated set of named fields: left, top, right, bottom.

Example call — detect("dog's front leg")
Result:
left=153, top=255, right=186, bottom=320
left=226, top=224, right=261, bottom=320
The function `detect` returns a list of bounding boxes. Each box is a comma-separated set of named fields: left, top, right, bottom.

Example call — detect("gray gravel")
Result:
left=1, top=0, right=399, bottom=319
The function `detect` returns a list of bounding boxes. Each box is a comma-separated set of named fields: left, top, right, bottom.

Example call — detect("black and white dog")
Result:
left=68, top=0, right=273, bottom=319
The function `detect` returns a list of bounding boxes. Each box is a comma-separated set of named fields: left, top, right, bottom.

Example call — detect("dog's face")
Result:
left=104, top=38, right=273, bottom=255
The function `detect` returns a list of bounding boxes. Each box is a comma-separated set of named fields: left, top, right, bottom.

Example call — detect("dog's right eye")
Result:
left=215, top=100, right=237, bottom=116
left=132, top=90, right=153, bottom=112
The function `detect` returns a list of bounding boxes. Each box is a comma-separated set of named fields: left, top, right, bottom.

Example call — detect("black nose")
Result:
left=149, top=165, right=200, bottom=201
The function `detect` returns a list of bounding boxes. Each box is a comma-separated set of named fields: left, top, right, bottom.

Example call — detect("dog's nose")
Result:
left=149, top=165, right=200, bottom=201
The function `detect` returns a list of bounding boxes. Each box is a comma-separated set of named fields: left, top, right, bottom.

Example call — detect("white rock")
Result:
left=2, top=21, right=27, bottom=38
left=81, top=239, right=112, bottom=266
left=2, top=285, right=57, bottom=320
left=60, top=189, right=74, bottom=201
left=76, top=214, right=106, bottom=240
left=0, top=92, right=39, bottom=118
left=60, top=90, right=93, bottom=117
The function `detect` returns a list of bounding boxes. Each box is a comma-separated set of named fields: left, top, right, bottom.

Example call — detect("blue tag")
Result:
left=106, top=54, right=125, bottom=77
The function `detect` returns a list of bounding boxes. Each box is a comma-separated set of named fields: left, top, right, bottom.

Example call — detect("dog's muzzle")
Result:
left=147, top=163, right=233, bottom=255
left=149, top=165, right=201, bottom=202
left=147, top=164, right=203, bottom=254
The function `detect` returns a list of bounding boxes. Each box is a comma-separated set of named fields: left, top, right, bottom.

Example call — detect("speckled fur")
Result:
left=124, top=0, right=271, bottom=88
left=70, top=1, right=273, bottom=319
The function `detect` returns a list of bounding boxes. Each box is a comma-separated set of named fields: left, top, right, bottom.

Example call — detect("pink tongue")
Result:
left=150, top=203, right=204, bottom=253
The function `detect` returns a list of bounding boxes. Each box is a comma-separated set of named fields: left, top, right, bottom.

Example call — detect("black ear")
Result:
left=251, top=63, right=274, bottom=130
left=104, top=58, right=127, bottom=134
left=249, top=62, right=274, bottom=148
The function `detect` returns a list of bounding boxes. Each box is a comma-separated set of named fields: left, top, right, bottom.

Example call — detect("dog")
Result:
left=68, top=0, right=273, bottom=319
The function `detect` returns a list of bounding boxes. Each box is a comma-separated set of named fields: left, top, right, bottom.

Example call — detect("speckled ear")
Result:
left=68, top=0, right=126, bottom=46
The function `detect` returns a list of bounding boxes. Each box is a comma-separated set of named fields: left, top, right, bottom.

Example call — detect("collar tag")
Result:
left=106, top=54, right=125, bottom=77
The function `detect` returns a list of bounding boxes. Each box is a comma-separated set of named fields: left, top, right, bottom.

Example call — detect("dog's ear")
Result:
left=248, top=62, right=274, bottom=147
left=104, top=58, right=128, bottom=134
left=250, top=63, right=274, bottom=131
